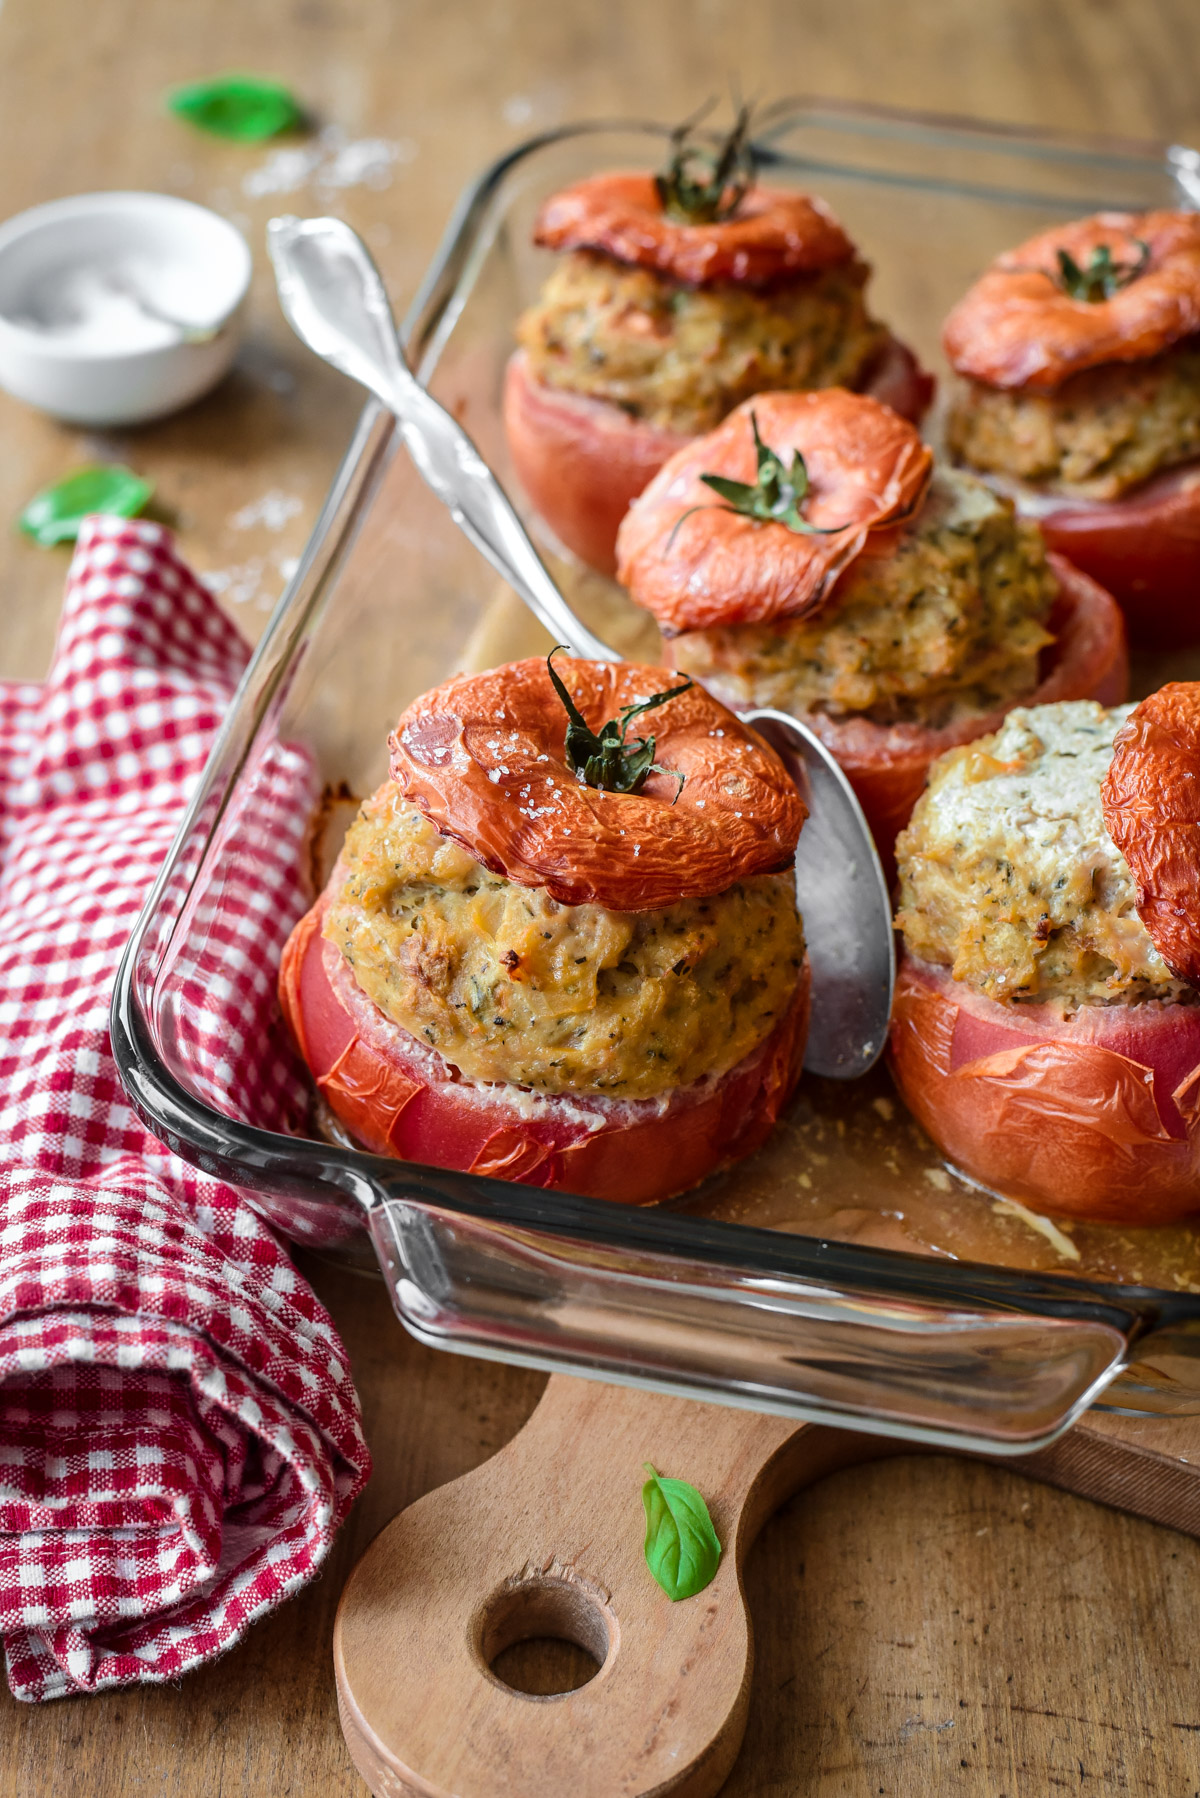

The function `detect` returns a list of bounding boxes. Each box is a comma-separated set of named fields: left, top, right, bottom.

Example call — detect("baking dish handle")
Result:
left=366, top=1181, right=1158, bottom=1456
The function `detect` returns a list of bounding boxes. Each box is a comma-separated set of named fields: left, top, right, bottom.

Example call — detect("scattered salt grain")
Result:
left=203, top=559, right=265, bottom=606
left=230, top=489, right=303, bottom=533
left=242, top=125, right=417, bottom=199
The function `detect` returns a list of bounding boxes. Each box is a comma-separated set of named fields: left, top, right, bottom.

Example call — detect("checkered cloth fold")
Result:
left=0, top=517, right=370, bottom=1702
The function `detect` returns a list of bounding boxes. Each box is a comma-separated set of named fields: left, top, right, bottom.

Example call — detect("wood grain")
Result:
left=333, top=1381, right=1200, bottom=1798
left=3, top=0, right=1200, bottom=1793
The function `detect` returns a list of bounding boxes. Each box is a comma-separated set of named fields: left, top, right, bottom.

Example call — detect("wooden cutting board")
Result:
left=334, top=1376, right=1200, bottom=1798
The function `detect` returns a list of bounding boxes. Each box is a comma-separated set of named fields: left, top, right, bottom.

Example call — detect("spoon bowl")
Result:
left=267, top=214, right=894, bottom=1075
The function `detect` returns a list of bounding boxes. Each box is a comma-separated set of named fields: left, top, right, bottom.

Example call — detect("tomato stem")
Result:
left=546, top=648, right=691, bottom=801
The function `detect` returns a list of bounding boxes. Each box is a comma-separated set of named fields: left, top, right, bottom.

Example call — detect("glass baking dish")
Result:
left=112, top=102, right=1200, bottom=1455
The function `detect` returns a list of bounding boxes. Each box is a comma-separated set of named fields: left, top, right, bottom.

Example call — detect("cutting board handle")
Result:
left=334, top=1376, right=1200, bottom=1798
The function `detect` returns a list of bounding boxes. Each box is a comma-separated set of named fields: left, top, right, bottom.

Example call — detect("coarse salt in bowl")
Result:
left=0, top=192, right=252, bottom=426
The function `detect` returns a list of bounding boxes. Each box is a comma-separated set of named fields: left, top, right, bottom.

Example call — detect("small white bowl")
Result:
left=0, top=192, right=252, bottom=426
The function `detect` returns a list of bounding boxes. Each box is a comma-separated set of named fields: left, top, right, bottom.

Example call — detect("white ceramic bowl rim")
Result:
left=0, top=191, right=252, bottom=362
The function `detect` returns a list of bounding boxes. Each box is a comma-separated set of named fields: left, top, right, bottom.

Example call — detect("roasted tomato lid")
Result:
left=389, top=655, right=806, bottom=910
left=1101, top=682, right=1200, bottom=986
left=615, top=389, right=933, bottom=636
left=944, top=210, right=1200, bottom=392
left=533, top=171, right=856, bottom=288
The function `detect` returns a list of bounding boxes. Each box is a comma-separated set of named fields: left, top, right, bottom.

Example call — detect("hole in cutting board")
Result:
left=478, top=1573, right=615, bottom=1701
left=490, top=1635, right=601, bottom=1697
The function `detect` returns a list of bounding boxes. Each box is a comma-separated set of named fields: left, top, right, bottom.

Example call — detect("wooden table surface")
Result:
left=3, top=0, right=1200, bottom=1791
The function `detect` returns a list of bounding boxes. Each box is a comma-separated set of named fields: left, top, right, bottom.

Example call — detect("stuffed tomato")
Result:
left=505, top=111, right=932, bottom=576
left=943, top=210, right=1200, bottom=648
left=890, top=693, right=1200, bottom=1224
left=279, top=654, right=811, bottom=1205
left=615, top=388, right=1127, bottom=863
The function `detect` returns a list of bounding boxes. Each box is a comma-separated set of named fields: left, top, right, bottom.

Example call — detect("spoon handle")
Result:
left=390, top=370, right=619, bottom=662
left=267, top=214, right=617, bottom=663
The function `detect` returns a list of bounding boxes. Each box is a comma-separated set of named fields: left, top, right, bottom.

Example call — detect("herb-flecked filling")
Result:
left=325, top=783, right=805, bottom=1099
left=670, top=468, right=1056, bottom=730
left=516, top=249, right=886, bottom=436
left=947, top=339, right=1200, bottom=500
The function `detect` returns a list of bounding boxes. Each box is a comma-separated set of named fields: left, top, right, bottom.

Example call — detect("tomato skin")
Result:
left=503, top=339, right=934, bottom=578
left=889, top=955, right=1200, bottom=1224
left=943, top=211, right=1200, bottom=391
left=390, top=656, right=804, bottom=912
left=857, top=333, right=936, bottom=426
left=503, top=351, right=690, bottom=577
left=1037, top=466, right=1200, bottom=650
left=1102, top=681, right=1200, bottom=986
left=617, top=390, right=933, bottom=635
left=532, top=174, right=859, bottom=287
left=280, top=899, right=811, bottom=1206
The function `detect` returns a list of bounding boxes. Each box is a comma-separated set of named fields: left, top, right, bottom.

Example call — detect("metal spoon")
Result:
left=267, top=214, right=894, bottom=1076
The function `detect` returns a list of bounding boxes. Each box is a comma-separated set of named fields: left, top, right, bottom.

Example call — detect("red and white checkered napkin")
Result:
left=0, top=516, right=370, bottom=1702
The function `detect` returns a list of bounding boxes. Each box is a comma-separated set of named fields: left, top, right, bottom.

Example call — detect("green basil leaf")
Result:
left=18, top=466, right=154, bottom=547
left=167, top=74, right=304, bottom=142
left=641, top=1463, right=721, bottom=1601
